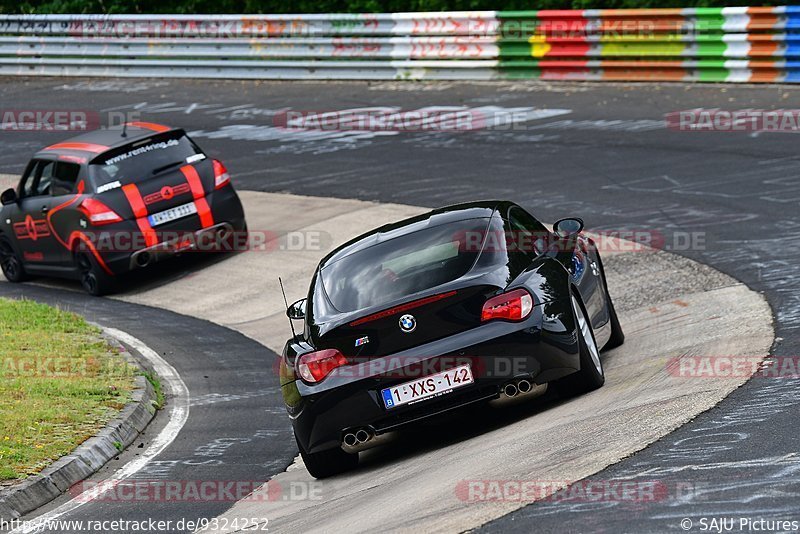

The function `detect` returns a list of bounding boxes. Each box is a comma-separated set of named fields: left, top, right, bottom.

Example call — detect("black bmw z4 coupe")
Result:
left=280, top=200, right=624, bottom=478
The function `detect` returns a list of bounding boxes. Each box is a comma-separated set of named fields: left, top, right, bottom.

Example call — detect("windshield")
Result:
left=89, top=133, right=203, bottom=188
left=320, top=218, right=494, bottom=313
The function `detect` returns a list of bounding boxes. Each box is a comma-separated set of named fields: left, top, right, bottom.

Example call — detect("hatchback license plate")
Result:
left=381, top=364, right=473, bottom=409
left=148, top=202, right=197, bottom=226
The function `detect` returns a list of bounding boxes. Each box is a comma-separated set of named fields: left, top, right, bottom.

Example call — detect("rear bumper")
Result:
left=99, top=185, right=246, bottom=275
left=128, top=221, right=235, bottom=270
left=284, top=310, right=581, bottom=454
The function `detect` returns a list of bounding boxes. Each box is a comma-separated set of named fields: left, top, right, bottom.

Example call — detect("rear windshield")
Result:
left=89, top=133, right=203, bottom=188
left=320, top=218, right=494, bottom=313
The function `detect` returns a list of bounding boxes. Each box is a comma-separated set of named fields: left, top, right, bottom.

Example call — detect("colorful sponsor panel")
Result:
left=0, top=8, right=798, bottom=82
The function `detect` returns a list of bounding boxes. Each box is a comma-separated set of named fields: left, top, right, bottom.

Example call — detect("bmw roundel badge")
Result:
left=399, top=314, right=417, bottom=333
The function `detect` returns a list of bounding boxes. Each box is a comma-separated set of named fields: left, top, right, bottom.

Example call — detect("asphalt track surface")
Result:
left=0, top=78, right=799, bottom=532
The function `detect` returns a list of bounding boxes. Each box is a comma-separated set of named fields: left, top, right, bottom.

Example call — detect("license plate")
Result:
left=147, top=202, right=197, bottom=227
left=381, top=364, right=473, bottom=409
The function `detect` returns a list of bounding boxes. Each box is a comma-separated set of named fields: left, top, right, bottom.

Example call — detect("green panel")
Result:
left=498, top=19, right=543, bottom=39
left=691, top=12, right=726, bottom=32
left=696, top=41, right=728, bottom=57
left=601, top=42, right=687, bottom=57
left=498, top=41, right=534, bottom=57
left=692, top=60, right=729, bottom=68
left=497, top=59, right=541, bottom=68
left=496, top=11, right=541, bottom=19
left=689, top=8, right=726, bottom=16
left=697, top=68, right=730, bottom=82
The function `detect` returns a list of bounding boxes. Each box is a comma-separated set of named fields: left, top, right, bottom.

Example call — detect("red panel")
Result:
left=180, top=165, right=215, bottom=229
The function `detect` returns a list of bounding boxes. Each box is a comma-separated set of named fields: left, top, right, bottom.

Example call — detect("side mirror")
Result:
left=1, top=188, right=17, bottom=206
left=553, top=217, right=584, bottom=238
left=287, top=298, right=307, bottom=320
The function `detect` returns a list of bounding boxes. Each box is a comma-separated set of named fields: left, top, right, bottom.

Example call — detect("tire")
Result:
left=75, top=251, right=116, bottom=296
left=232, top=221, right=249, bottom=253
left=295, top=433, right=358, bottom=479
left=0, top=237, right=30, bottom=283
left=213, top=223, right=248, bottom=254
left=556, top=294, right=605, bottom=396
left=595, top=252, right=625, bottom=350
left=604, top=289, right=625, bottom=350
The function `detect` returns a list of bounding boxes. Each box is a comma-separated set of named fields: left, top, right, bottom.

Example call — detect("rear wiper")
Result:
left=152, top=161, right=184, bottom=175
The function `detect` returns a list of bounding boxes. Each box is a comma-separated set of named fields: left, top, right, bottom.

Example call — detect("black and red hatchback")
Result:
left=0, top=122, right=246, bottom=295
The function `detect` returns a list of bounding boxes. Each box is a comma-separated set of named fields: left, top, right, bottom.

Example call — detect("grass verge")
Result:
left=0, top=298, right=137, bottom=483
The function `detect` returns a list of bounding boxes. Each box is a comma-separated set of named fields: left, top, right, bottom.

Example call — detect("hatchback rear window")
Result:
left=320, top=218, right=494, bottom=313
left=89, top=133, right=203, bottom=188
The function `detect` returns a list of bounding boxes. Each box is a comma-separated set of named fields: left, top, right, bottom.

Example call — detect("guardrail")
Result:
left=0, top=8, right=798, bottom=82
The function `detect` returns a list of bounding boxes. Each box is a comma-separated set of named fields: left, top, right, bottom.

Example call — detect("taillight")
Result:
left=213, top=160, right=230, bottom=189
left=79, top=198, right=123, bottom=226
left=297, top=349, right=348, bottom=383
left=481, top=288, right=534, bottom=322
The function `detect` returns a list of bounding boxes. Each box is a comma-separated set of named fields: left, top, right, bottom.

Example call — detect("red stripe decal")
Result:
left=48, top=180, right=85, bottom=250
left=122, top=184, right=159, bottom=248
left=68, top=231, right=113, bottom=276
left=126, top=121, right=170, bottom=133
left=44, top=142, right=108, bottom=154
left=349, top=290, right=458, bottom=327
left=180, top=165, right=214, bottom=228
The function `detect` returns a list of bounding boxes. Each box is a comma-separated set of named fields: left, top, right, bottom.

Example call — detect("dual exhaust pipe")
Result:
left=490, top=377, right=548, bottom=406
left=129, top=223, right=236, bottom=270
left=343, top=428, right=372, bottom=448
left=341, top=427, right=395, bottom=453
left=502, top=378, right=534, bottom=398
left=340, top=378, right=544, bottom=452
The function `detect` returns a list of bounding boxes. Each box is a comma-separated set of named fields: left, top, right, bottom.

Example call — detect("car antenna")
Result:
left=279, top=277, right=298, bottom=339
left=121, top=122, right=128, bottom=138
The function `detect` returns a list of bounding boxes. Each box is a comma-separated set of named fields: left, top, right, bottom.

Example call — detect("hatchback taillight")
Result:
left=297, top=349, right=348, bottom=383
left=213, top=160, right=231, bottom=190
left=481, top=288, right=534, bottom=322
left=78, top=198, right=123, bottom=226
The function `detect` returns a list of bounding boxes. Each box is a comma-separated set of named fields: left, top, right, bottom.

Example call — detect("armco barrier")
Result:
left=0, top=8, right=799, bottom=82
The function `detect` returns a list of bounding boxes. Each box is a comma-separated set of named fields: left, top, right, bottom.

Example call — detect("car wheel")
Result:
left=0, top=237, right=29, bottom=283
left=556, top=294, right=605, bottom=395
left=295, top=433, right=358, bottom=479
left=75, top=251, right=115, bottom=296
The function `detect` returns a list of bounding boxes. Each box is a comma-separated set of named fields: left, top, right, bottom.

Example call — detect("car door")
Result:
left=47, top=159, right=84, bottom=265
left=8, top=158, right=66, bottom=267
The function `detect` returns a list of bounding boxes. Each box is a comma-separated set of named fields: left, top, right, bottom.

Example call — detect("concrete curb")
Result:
left=0, top=328, right=159, bottom=521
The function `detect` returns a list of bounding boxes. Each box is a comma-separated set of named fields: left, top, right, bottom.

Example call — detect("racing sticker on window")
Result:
left=103, top=139, right=180, bottom=166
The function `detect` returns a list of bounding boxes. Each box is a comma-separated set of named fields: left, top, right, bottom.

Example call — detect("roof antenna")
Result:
left=121, top=122, right=128, bottom=138
left=279, top=277, right=298, bottom=339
